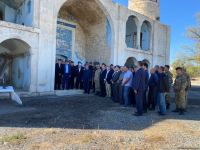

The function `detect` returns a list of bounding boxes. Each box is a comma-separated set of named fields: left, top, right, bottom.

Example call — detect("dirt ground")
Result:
left=0, top=87, right=200, bottom=150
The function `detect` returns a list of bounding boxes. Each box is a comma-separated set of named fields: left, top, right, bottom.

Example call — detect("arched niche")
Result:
left=0, top=38, right=31, bottom=90
left=125, top=15, right=138, bottom=49
left=140, top=20, right=152, bottom=51
left=125, top=57, right=138, bottom=68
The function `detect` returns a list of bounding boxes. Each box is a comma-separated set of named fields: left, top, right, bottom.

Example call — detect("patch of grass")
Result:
left=80, top=134, right=94, bottom=143
left=0, top=132, right=27, bottom=144
left=145, top=135, right=165, bottom=143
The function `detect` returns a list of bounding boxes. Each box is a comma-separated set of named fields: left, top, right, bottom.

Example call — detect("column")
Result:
left=137, top=22, right=142, bottom=49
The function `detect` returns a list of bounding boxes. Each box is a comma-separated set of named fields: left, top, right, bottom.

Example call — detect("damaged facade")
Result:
left=0, top=0, right=170, bottom=94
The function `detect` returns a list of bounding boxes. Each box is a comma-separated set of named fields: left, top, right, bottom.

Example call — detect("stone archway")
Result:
left=0, top=38, right=31, bottom=91
left=56, top=0, right=114, bottom=65
left=125, top=57, right=137, bottom=68
left=125, top=15, right=138, bottom=49
left=141, top=20, right=152, bottom=51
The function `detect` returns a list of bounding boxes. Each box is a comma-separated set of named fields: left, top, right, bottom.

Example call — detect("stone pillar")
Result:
left=137, top=22, right=141, bottom=49
left=32, top=0, right=40, bottom=28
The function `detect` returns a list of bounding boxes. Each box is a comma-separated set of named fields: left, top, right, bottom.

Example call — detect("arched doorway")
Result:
left=140, top=20, right=152, bottom=51
left=125, top=57, right=137, bottom=68
left=0, top=39, right=31, bottom=91
left=125, top=15, right=138, bottom=49
left=56, top=0, right=113, bottom=64
left=143, top=59, right=151, bottom=69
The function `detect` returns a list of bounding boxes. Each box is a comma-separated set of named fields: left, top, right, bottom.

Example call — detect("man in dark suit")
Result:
left=82, top=63, right=92, bottom=94
left=105, top=65, right=114, bottom=97
left=54, top=59, right=63, bottom=90
left=89, top=62, right=95, bottom=93
left=130, top=66, right=136, bottom=106
left=70, top=61, right=75, bottom=89
left=100, top=63, right=107, bottom=97
left=143, top=62, right=149, bottom=113
left=62, top=60, right=71, bottom=90
left=111, top=65, right=121, bottom=102
left=148, top=68, right=158, bottom=110
left=75, top=62, right=84, bottom=89
left=132, top=61, right=145, bottom=116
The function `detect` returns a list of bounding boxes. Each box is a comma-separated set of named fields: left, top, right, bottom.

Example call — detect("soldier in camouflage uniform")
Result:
left=173, top=67, right=188, bottom=115
left=164, top=65, right=173, bottom=109
left=182, top=68, right=191, bottom=109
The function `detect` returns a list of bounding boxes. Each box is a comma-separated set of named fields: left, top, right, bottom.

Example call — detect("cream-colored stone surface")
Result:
left=0, top=0, right=170, bottom=94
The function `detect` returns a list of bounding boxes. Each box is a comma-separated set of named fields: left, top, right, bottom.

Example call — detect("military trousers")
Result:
left=175, top=90, right=186, bottom=109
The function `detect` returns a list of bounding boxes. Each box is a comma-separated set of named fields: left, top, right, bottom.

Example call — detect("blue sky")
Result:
left=113, top=0, right=200, bottom=63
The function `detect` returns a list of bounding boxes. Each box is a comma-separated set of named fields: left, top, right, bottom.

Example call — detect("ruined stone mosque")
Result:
left=0, top=0, right=170, bottom=94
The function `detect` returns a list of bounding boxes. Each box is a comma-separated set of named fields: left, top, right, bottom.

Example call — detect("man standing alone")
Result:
left=173, top=67, right=188, bottom=115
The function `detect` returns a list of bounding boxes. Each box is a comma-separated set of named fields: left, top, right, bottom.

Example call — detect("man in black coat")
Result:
left=70, top=61, right=75, bottom=89
left=148, top=68, right=158, bottom=110
left=143, top=62, right=149, bottom=113
left=111, top=65, right=121, bottom=102
left=132, top=61, right=146, bottom=116
left=105, top=65, right=114, bottom=97
left=62, top=60, right=71, bottom=90
left=75, top=62, right=84, bottom=89
left=54, top=59, right=63, bottom=90
left=82, top=64, right=92, bottom=94
left=100, top=63, right=107, bottom=97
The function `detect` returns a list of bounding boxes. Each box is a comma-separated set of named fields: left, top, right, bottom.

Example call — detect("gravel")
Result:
left=0, top=94, right=199, bottom=150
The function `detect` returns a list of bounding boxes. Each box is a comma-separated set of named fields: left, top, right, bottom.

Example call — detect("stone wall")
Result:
left=153, top=22, right=171, bottom=66
left=128, top=0, right=160, bottom=20
left=0, top=0, right=33, bottom=26
left=58, top=0, right=111, bottom=64
left=85, top=16, right=111, bottom=64
left=0, top=22, right=39, bottom=91
left=0, top=0, right=170, bottom=94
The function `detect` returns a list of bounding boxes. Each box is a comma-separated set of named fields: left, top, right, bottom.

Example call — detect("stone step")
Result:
left=55, top=90, right=83, bottom=96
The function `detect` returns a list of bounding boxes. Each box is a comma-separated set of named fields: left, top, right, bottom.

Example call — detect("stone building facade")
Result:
left=0, top=0, right=170, bottom=94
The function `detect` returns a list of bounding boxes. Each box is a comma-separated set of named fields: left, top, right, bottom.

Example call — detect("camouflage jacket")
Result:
left=165, top=71, right=173, bottom=87
left=183, top=72, right=191, bottom=90
left=173, top=74, right=187, bottom=92
left=94, top=69, right=101, bottom=82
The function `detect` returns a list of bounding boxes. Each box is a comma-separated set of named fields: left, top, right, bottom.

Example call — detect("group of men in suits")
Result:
left=55, top=59, right=84, bottom=90
left=55, top=59, right=189, bottom=116
left=55, top=59, right=97, bottom=94
left=94, top=61, right=174, bottom=116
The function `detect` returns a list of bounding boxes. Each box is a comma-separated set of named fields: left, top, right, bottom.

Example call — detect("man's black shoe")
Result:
left=166, top=104, right=170, bottom=110
left=179, top=109, right=185, bottom=115
left=143, top=110, right=147, bottom=113
left=134, top=113, right=143, bottom=116
left=159, top=113, right=166, bottom=116
left=172, top=109, right=179, bottom=113
left=149, top=108, right=155, bottom=111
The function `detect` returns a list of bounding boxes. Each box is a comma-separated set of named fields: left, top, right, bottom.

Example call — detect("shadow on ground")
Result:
left=0, top=86, right=199, bottom=131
